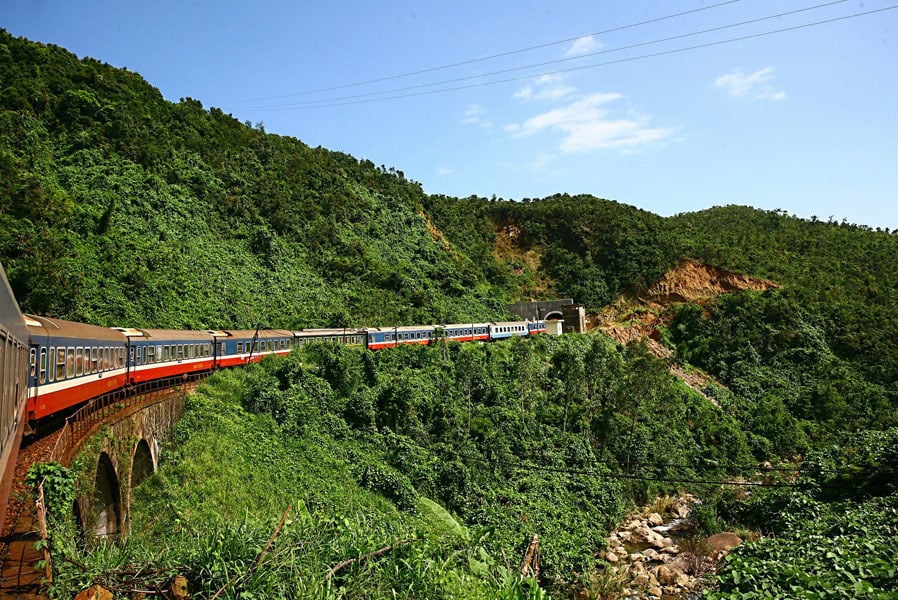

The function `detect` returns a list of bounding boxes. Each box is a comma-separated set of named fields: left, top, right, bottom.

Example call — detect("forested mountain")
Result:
left=3, top=29, right=898, bottom=598
left=0, top=29, right=505, bottom=329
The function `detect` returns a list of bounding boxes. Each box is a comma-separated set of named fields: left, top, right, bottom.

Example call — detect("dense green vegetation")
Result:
left=706, top=428, right=898, bottom=599
left=0, top=29, right=505, bottom=328
left=4, top=29, right=898, bottom=597
left=45, top=339, right=755, bottom=598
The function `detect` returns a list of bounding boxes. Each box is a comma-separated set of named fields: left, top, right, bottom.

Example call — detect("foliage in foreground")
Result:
left=706, top=428, right=898, bottom=599
left=44, top=336, right=754, bottom=598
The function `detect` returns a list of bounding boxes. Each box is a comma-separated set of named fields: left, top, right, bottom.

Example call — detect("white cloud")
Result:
left=755, top=90, right=786, bottom=102
left=506, top=92, right=674, bottom=153
left=514, top=86, right=533, bottom=100
left=564, top=35, right=602, bottom=57
left=461, top=103, right=492, bottom=128
left=715, top=67, right=785, bottom=101
left=527, top=153, right=556, bottom=170
left=514, top=73, right=576, bottom=102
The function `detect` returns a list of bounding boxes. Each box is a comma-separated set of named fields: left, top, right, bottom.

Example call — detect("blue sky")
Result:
left=5, top=1, right=897, bottom=229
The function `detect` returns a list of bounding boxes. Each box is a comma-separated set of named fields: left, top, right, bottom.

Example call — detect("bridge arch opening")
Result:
left=131, top=439, right=155, bottom=489
left=543, top=311, right=563, bottom=320
left=92, top=452, right=121, bottom=538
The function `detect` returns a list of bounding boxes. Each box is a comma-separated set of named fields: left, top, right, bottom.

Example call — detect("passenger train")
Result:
left=0, top=261, right=550, bottom=521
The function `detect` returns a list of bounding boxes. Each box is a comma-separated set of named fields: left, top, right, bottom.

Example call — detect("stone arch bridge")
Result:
left=50, top=375, right=203, bottom=538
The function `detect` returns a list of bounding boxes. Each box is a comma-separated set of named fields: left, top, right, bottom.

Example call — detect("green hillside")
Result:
left=4, top=29, right=898, bottom=598
left=0, top=29, right=507, bottom=329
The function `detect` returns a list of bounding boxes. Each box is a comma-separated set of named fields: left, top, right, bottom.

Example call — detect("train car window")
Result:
left=237, top=342, right=243, bottom=354
left=29, top=348, right=36, bottom=378
left=74, top=348, right=83, bottom=377
left=65, top=348, right=75, bottom=379
left=147, top=345, right=155, bottom=364
left=176, top=345, right=183, bottom=360
left=163, top=346, right=170, bottom=361
left=90, top=347, right=97, bottom=373
left=39, top=349, right=47, bottom=383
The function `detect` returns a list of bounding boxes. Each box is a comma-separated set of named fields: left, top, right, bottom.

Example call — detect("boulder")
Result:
left=704, top=532, right=743, bottom=554
left=605, top=551, right=619, bottom=563
left=170, top=575, right=189, bottom=600
left=648, top=585, right=663, bottom=598
left=74, top=586, right=113, bottom=600
left=647, top=512, right=664, bottom=526
left=654, top=564, right=681, bottom=586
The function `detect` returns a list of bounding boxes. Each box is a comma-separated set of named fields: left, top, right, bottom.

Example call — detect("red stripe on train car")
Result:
left=129, top=359, right=214, bottom=384
left=30, top=373, right=129, bottom=420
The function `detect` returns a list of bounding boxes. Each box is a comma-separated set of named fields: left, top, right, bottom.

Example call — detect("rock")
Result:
left=654, top=564, right=680, bottom=586
left=617, top=530, right=632, bottom=542
left=704, top=532, right=743, bottom=554
left=643, top=548, right=659, bottom=561
left=676, top=573, right=692, bottom=588
left=170, top=575, right=189, bottom=600
left=647, top=512, right=664, bottom=526
left=615, top=546, right=629, bottom=556
left=630, top=552, right=645, bottom=562
left=633, top=572, right=652, bottom=587
left=676, top=504, right=690, bottom=518
left=666, top=544, right=680, bottom=555
left=606, top=551, right=619, bottom=563
left=75, top=586, right=113, bottom=600
left=636, top=525, right=654, bottom=541
left=662, top=536, right=674, bottom=548
left=648, top=585, right=663, bottom=598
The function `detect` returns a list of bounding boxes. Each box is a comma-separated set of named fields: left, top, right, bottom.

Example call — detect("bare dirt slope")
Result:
left=592, top=260, right=778, bottom=398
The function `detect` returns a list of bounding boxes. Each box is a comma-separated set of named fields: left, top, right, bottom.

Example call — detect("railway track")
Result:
left=0, top=428, right=60, bottom=599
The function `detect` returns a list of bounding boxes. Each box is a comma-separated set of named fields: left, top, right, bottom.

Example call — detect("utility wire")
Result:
left=245, top=4, right=896, bottom=111
left=222, top=0, right=742, bottom=103
left=233, top=0, right=847, bottom=109
left=458, top=453, right=801, bottom=487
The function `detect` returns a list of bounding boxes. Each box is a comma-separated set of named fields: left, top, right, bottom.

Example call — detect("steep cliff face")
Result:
left=592, top=260, right=779, bottom=398
left=638, top=259, right=778, bottom=307
left=593, top=260, right=778, bottom=345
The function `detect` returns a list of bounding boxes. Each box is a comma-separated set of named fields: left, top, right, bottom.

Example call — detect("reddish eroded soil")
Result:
left=591, top=260, right=778, bottom=399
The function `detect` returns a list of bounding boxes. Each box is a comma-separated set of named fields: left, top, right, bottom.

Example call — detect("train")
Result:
left=0, top=261, right=551, bottom=522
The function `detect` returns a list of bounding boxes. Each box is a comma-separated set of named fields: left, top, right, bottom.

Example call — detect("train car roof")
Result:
left=120, top=328, right=215, bottom=342
left=0, top=264, right=28, bottom=343
left=365, top=324, right=437, bottom=334
left=294, top=328, right=365, bottom=337
left=221, top=329, right=294, bottom=339
left=490, top=321, right=530, bottom=327
left=26, top=315, right=129, bottom=342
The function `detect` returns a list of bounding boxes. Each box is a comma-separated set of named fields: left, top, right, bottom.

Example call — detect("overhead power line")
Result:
left=223, top=1, right=742, bottom=104
left=245, top=4, right=896, bottom=111
left=233, top=0, right=846, bottom=109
